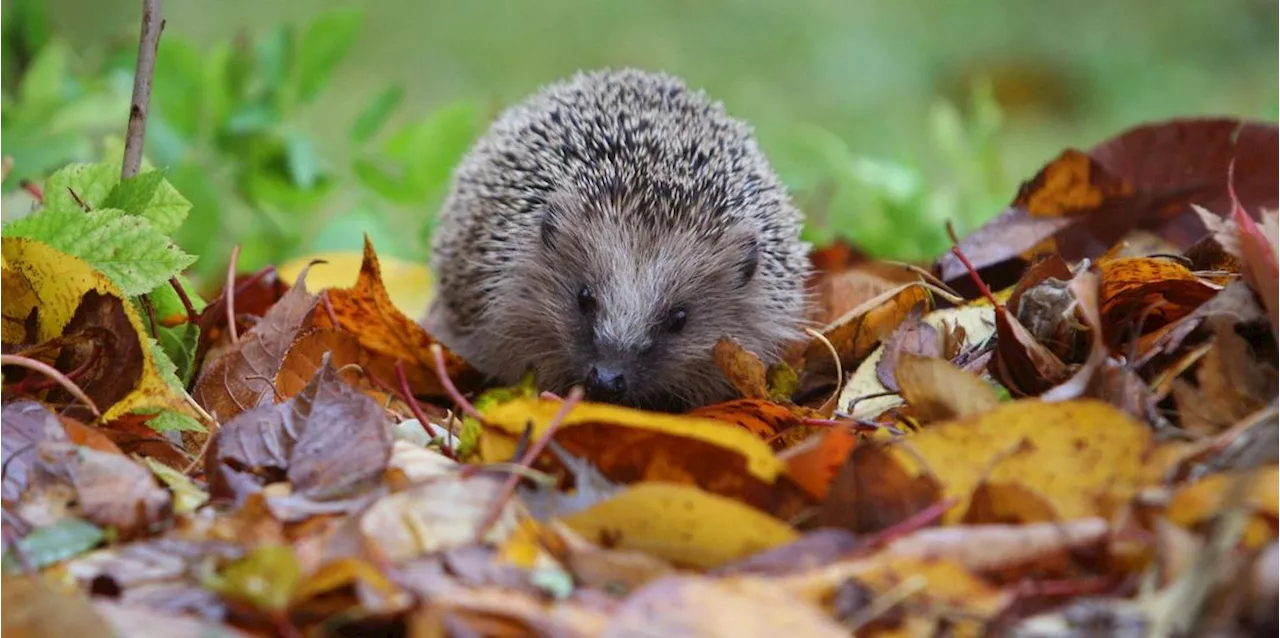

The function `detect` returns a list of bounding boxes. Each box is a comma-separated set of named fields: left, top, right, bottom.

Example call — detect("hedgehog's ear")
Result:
left=539, top=193, right=573, bottom=251
left=539, top=201, right=564, bottom=251
left=735, top=236, right=759, bottom=288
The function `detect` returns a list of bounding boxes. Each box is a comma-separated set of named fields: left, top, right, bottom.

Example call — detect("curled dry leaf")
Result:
left=192, top=265, right=318, bottom=423
left=801, top=282, right=935, bottom=389
left=689, top=397, right=818, bottom=443
left=207, top=355, right=393, bottom=519
left=712, top=338, right=770, bottom=400
left=1097, top=256, right=1220, bottom=337
left=894, top=351, right=1000, bottom=424
left=1171, top=321, right=1278, bottom=435
left=875, top=305, right=940, bottom=392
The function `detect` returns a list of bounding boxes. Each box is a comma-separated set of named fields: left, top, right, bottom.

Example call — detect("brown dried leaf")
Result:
left=1172, top=321, right=1278, bottom=435
left=875, top=307, right=940, bottom=392
left=802, top=282, right=934, bottom=385
left=313, top=236, right=483, bottom=398
left=1, top=574, right=112, bottom=638
left=989, top=304, right=1070, bottom=397
left=43, top=292, right=145, bottom=422
left=1, top=400, right=66, bottom=502
left=816, top=442, right=944, bottom=534
left=193, top=267, right=319, bottom=423
left=27, top=441, right=171, bottom=539
left=1098, top=256, right=1220, bottom=336
left=208, top=355, right=392, bottom=518
left=712, top=338, right=769, bottom=400
left=895, top=351, right=1000, bottom=424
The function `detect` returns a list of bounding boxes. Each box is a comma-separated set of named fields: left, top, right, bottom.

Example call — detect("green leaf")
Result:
left=35, top=159, right=192, bottom=236
left=2, top=207, right=196, bottom=295
left=18, top=37, right=68, bottom=110
left=350, top=85, right=404, bottom=143
left=149, top=338, right=185, bottom=393
left=156, top=322, right=200, bottom=386
left=205, top=544, right=301, bottom=612
left=101, top=170, right=162, bottom=211
left=256, top=25, right=295, bottom=93
left=1, top=518, right=103, bottom=573
left=43, top=162, right=117, bottom=211
left=284, top=133, right=320, bottom=189
left=143, top=410, right=206, bottom=433
left=293, top=7, right=363, bottom=103
left=110, top=170, right=193, bottom=234
left=142, top=457, right=209, bottom=514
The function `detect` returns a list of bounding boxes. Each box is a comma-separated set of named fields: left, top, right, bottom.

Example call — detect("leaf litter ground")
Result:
left=2, top=117, right=1278, bottom=637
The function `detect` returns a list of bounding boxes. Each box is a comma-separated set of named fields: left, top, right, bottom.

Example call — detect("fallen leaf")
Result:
left=1166, top=465, right=1278, bottom=549
left=802, top=282, right=935, bottom=387
left=895, top=351, right=1001, bottom=424
left=1097, top=256, right=1220, bottom=336
left=816, top=442, right=944, bottom=534
left=689, top=398, right=815, bottom=442
left=1, top=573, right=113, bottom=638
left=311, top=236, right=483, bottom=399
left=780, top=428, right=860, bottom=501
left=279, top=249, right=435, bottom=320
left=888, top=399, right=1174, bottom=523
left=559, top=482, right=799, bottom=570
left=712, top=338, right=769, bottom=400
left=192, top=265, right=319, bottom=423
left=208, top=355, right=392, bottom=518
left=359, top=474, right=519, bottom=563
left=602, top=576, right=847, bottom=638
left=875, top=306, right=940, bottom=392
left=479, top=397, right=812, bottom=519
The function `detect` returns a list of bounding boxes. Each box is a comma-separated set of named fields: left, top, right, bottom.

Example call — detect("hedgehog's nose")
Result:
left=585, top=365, right=627, bottom=403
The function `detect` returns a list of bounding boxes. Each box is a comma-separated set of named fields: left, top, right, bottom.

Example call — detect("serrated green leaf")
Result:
left=101, top=170, right=163, bottom=212
left=293, top=7, right=363, bottom=103
left=142, top=410, right=206, bottom=433
left=156, top=322, right=200, bottom=386
left=2, top=207, right=196, bottom=295
left=47, top=163, right=191, bottom=234
left=149, top=338, right=185, bottom=393
left=350, top=85, right=404, bottom=143
left=43, top=162, right=117, bottom=212
left=1, top=517, right=102, bottom=573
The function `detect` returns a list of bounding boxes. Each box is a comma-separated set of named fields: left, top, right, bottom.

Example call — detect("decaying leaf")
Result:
left=712, top=338, right=770, bottom=400
left=894, top=351, right=1000, bottom=424
left=816, top=442, right=944, bottom=534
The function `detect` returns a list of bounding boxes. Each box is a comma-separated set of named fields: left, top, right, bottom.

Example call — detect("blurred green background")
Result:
left=3, top=0, right=1277, bottom=284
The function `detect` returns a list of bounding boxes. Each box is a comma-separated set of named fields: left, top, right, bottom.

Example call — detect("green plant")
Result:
left=776, top=80, right=1009, bottom=261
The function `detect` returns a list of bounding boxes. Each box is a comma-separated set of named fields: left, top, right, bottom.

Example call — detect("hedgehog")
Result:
left=425, top=68, right=811, bottom=411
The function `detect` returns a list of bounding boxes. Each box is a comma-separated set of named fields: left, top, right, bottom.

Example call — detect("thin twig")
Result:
left=804, top=326, right=842, bottom=414
left=429, top=343, right=481, bottom=420
left=474, top=386, right=584, bottom=541
left=167, top=276, right=199, bottom=323
left=1, top=354, right=102, bottom=418
left=225, top=244, right=241, bottom=344
left=18, top=180, right=43, bottom=205
left=121, top=0, right=164, bottom=179
left=395, top=360, right=455, bottom=459
left=67, top=187, right=91, bottom=212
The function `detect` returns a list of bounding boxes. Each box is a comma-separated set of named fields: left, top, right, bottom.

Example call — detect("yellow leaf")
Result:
left=559, top=482, right=798, bottom=569
left=888, top=399, right=1176, bottom=523
left=1166, top=465, right=1278, bottom=548
left=279, top=250, right=434, bottom=320
left=1, top=238, right=195, bottom=422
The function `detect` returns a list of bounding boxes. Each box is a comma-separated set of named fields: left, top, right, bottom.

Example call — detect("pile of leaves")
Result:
left=3, top=112, right=1277, bottom=636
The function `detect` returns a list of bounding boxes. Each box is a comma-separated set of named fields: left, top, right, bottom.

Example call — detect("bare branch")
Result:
left=122, top=0, right=164, bottom=179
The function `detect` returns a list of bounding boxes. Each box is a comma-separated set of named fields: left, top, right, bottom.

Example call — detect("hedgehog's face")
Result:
left=500, top=192, right=793, bottom=411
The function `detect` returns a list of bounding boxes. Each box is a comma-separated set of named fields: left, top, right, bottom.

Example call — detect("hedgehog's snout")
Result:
left=584, top=364, right=627, bottom=403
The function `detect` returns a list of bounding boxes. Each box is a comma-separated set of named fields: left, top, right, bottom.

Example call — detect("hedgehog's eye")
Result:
left=577, top=286, right=597, bottom=314
left=664, top=307, right=688, bottom=334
